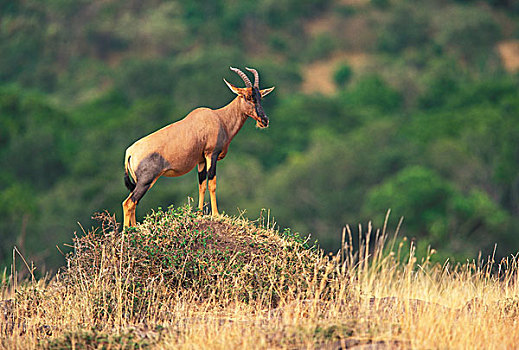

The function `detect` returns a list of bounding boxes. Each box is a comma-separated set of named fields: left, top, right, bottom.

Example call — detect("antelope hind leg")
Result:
left=122, top=194, right=136, bottom=227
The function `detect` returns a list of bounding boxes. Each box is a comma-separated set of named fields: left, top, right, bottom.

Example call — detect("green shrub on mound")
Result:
left=60, top=206, right=324, bottom=316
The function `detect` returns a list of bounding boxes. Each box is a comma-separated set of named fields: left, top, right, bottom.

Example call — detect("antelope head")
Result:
left=224, top=67, right=275, bottom=128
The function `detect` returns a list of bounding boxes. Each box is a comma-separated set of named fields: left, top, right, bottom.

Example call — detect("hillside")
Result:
left=1, top=0, right=519, bottom=272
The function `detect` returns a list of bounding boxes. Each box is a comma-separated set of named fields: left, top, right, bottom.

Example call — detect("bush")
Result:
left=363, top=166, right=510, bottom=257
left=334, top=63, right=353, bottom=88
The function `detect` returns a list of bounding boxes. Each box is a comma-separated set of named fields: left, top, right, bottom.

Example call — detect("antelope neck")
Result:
left=216, top=96, right=248, bottom=139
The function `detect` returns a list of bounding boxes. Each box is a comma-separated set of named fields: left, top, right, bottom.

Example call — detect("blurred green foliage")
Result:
left=435, top=6, right=502, bottom=63
left=0, top=0, right=518, bottom=271
left=333, top=64, right=353, bottom=88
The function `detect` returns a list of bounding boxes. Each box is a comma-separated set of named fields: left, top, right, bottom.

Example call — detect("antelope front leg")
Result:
left=205, top=152, right=220, bottom=216
left=208, top=175, right=218, bottom=216
left=197, top=162, right=207, bottom=213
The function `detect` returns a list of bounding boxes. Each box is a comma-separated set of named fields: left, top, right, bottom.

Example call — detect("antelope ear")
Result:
left=224, top=78, right=244, bottom=95
left=260, top=86, right=275, bottom=98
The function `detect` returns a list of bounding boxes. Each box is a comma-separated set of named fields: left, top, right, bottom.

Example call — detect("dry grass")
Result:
left=2, top=206, right=519, bottom=349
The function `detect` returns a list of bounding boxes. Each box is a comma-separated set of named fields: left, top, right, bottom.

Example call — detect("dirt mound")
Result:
left=60, top=206, right=323, bottom=310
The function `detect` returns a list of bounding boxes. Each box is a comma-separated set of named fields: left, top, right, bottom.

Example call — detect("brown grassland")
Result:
left=1, top=206, right=519, bottom=349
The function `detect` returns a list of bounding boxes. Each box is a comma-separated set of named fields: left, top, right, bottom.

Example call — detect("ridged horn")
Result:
left=246, top=67, right=259, bottom=88
left=229, top=67, right=252, bottom=88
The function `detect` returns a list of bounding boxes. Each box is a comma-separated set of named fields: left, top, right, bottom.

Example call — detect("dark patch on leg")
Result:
left=207, top=151, right=220, bottom=180
left=130, top=182, right=151, bottom=205
left=198, top=167, right=207, bottom=185
left=131, top=152, right=169, bottom=204
left=136, top=153, right=169, bottom=179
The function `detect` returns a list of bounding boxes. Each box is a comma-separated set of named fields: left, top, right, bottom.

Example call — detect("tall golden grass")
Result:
left=1, top=206, right=518, bottom=349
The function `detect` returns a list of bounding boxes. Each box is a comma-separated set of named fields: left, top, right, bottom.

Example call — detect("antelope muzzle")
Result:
left=255, top=104, right=269, bottom=128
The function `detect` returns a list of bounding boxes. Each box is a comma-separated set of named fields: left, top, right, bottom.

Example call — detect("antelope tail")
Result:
left=124, top=156, right=136, bottom=192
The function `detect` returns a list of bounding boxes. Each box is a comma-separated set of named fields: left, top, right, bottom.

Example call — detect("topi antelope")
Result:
left=122, top=67, right=275, bottom=227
